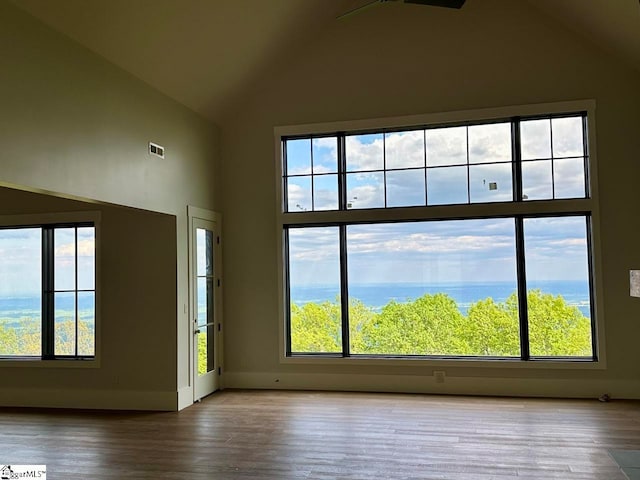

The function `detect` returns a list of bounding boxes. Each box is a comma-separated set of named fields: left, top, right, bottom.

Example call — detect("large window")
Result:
left=0, top=222, right=96, bottom=360
left=279, top=107, right=599, bottom=361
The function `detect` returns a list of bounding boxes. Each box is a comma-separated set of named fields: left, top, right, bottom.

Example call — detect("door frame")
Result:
left=187, top=206, right=223, bottom=402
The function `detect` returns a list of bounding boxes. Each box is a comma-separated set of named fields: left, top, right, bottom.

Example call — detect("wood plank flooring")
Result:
left=2, top=390, right=640, bottom=479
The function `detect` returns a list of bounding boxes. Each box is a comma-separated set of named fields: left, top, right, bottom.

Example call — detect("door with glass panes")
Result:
left=192, top=217, right=220, bottom=400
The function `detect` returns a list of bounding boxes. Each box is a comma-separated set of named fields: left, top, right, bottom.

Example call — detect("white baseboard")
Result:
left=0, top=387, right=177, bottom=410
left=224, top=371, right=640, bottom=399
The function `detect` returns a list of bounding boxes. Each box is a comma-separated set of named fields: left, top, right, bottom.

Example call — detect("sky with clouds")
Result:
left=288, top=215, right=590, bottom=287
left=0, top=227, right=95, bottom=297
left=285, top=116, right=590, bottom=288
left=286, top=116, right=585, bottom=211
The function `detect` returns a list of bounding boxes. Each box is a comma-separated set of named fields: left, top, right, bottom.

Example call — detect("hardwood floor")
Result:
left=2, top=390, right=640, bottom=479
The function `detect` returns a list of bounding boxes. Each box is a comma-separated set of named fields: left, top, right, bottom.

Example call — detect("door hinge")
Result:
left=217, top=279, right=221, bottom=287
left=218, top=367, right=222, bottom=375
left=217, top=236, right=220, bottom=244
left=218, top=323, right=221, bottom=332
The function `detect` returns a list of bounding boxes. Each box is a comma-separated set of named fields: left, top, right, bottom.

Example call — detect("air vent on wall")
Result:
left=149, top=142, right=165, bottom=159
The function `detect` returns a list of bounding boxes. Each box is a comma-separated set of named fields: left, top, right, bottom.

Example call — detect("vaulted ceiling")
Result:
left=10, top=0, right=640, bottom=123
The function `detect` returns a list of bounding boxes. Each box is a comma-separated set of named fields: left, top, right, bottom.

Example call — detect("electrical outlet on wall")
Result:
left=149, top=142, right=165, bottom=158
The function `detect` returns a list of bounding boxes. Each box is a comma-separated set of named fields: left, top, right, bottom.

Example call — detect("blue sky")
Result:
left=0, top=227, right=95, bottom=297
left=286, top=117, right=585, bottom=211
left=288, top=216, right=590, bottom=286
left=286, top=117, right=590, bottom=287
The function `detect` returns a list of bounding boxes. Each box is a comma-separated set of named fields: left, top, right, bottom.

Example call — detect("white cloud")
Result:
left=345, top=134, right=384, bottom=171
left=468, top=122, right=511, bottom=163
left=346, top=182, right=384, bottom=209
left=552, top=117, right=583, bottom=157
left=348, top=231, right=513, bottom=255
left=385, top=130, right=424, bottom=169
left=426, top=126, right=467, bottom=166
left=548, top=238, right=587, bottom=247
left=55, top=239, right=95, bottom=257
left=287, top=181, right=312, bottom=211
left=521, top=119, right=551, bottom=160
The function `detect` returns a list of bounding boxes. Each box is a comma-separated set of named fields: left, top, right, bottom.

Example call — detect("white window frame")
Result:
left=274, top=100, right=605, bottom=369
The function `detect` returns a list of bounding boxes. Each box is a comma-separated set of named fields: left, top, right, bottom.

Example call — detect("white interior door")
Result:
left=191, top=216, right=220, bottom=401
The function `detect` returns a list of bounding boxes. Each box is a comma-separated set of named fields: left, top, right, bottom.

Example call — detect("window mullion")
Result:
left=41, top=227, right=55, bottom=359
left=512, top=118, right=530, bottom=360
left=512, top=118, right=523, bottom=202
left=74, top=227, right=79, bottom=357
left=338, top=134, right=350, bottom=356
left=284, top=228, right=293, bottom=356
left=338, top=134, right=346, bottom=210
left=582, top=114, right=591, bottom=198
left=586, top=215, right=598, bottom=360
left=339, top=224, right=350, bottom=357
left=515, top=217, right=530, bottom=361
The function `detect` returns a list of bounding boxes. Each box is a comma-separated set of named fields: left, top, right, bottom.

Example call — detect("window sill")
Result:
left=281, top=355, right=605, bottom=370
left=0, top=357, right=99, bottom=368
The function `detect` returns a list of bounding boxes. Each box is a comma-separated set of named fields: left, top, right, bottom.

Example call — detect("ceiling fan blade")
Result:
left=404, top=0, right=466, bottom=8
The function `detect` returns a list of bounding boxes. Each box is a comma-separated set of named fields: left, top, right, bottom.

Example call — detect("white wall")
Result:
left=0, top=187, right=178, bottom=409
left=0, top=2, right=218, bottom=409
left=219, top=0, right=640, bottom=398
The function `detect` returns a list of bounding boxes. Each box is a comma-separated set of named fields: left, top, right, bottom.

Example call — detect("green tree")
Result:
left=198, top=332, right=208, bottom=375
left=54, top=318, right=94, bottom=356
left=524, top=289, right=591, bottom=356
left=359, top=293, right=469, bottom=355
left=0, top=317, right=41, bottom=356
left=290, top=300, right=342, bottom=352
left=0, top=322, right=20, bottom=355
left=465, top=297, right=520, bottom=356
left=289, top=289, right=591, bottom=357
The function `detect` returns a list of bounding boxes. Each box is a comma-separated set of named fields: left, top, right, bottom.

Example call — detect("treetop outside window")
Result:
left=278, top=107, right=600, bottom=363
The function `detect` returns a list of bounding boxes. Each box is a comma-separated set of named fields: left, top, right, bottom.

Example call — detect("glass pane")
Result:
left=77, top=226, right=95, bottom=290
left=196, top=228, right=214, bottom=276
left=0, top=228, right=41, bottom=356
left=552, top=116, right=584, bottom=158
left=206, top=231, right=213, bottom=276
left=78, top=291, right=95, bottom=356
left=385, top=130, right=424, bottom=169
left=520, top=119, right=551, bottom=160
left=287, top=176, right=312, bottom=212
left=386, top=169, right=426, bottom=208
left=426, top=126, right=467, bottom=167
left=286, top=138, right=311, bottom=175
left=288, top=227, right=341, bottom=353
left=197, top=327, right=215, bottom=376
left=196, top=277, right=213, bottom=327
left=55, top=227, right=76, bottom=291
left=346, top=172, right=385, bottom=209
left=346, top=133, right=384, bottom=172
left=55, top=291, right=76, bottom=356
left=313, top=174, right=338, bottom=211
left=346, top=219, right=519, bottom=356
left=469, top=163, right=513, bottom=203
left=312, top=137, right=338, bottom=174
left=196, top=228, right=206, bottom=275
left=554, top=158, right=586, bottom=199
left=523, top=216, right=592, bottom=357
left=427, top=166, right=468, bottom=205
left=522, top=160, right=552, bottom=200
left=468, top=122, right=512, bottom=164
